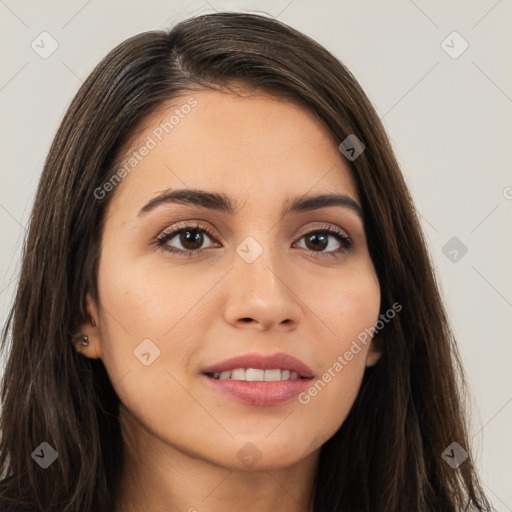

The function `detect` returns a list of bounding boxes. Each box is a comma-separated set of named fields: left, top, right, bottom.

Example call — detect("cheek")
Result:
left=94, top=265, right=198, bottom=433
left=295, top=265, right=379, bottom=432
left=93, top=255, right=219, bottom=412
left=95, top=255, right=202, bottom=352
left=310, top=260, right=380, bottom=346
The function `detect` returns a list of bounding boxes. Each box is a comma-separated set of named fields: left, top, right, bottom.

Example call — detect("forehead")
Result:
left=108, top=89, right=359, bottom=214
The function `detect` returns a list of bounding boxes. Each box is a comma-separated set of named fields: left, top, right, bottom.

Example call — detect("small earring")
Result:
left=74, top=334, right=89, bottom=347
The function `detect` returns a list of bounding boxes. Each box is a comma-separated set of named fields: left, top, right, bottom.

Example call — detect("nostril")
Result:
left=241, top=318, right=252, bottom=323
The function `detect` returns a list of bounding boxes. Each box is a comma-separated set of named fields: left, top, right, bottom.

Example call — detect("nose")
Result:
left=222, top=242, right=302, bottom=331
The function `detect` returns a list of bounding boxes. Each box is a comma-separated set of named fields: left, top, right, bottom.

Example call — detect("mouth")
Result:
left=205, top=368, right=308, bottom=381
left=202, top=352, right=314, bottom=406
left=202, top=351, right=314, bottom=380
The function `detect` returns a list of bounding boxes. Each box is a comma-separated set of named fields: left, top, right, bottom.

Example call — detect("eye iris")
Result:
left=305, top=233, right=328, bottom=251
left=180, top=230, right=204, bottom=250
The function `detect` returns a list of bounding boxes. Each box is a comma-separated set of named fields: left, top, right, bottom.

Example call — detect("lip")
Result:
left=202, top=352, right=314, bottom=406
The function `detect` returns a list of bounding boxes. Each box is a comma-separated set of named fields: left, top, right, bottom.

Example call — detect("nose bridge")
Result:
left=235, top=232, right=285, bottom=296
left=223, top=231, right=302, bottom=329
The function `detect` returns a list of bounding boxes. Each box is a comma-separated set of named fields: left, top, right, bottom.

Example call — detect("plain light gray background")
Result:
left=1, top=0, right=511, bottom=509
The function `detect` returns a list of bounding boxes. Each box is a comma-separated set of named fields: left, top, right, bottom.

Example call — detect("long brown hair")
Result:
left=0, top=12, right=491, bottom=511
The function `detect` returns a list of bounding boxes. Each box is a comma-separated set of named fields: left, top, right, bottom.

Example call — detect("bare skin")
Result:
left=77, top=87, right=381, bottom=512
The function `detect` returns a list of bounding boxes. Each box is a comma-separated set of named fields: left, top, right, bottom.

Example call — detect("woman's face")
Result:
left=84, top=88, right=381, bottom=470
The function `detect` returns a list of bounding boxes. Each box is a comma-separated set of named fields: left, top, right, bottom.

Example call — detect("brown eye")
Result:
left=176, top=230, right=205, bottom=251
left=303, top=232, right=329, bottom=251
left=156, top=223, right=219, bottom=255
left=294, top=226, right=352, bottom=258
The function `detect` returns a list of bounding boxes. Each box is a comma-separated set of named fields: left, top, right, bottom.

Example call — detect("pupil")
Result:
left=306, top=233, right=327, bottom=251
left=181, top=230, right=203, bottom=250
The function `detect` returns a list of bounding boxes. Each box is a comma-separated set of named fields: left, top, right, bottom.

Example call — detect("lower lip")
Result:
left=204, top=375, right=312, bottom=406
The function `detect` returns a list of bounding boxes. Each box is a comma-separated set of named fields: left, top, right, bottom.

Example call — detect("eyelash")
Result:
left=154, top=222, right=353, bottom=259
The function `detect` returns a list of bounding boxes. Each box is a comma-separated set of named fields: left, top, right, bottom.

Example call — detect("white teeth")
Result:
left=245, top=368, right=264, bottom=381
left=264, top=369, right=281, bottom=381
left=211, top=368, right=302, bottom=381
left=231, top=368, right=246, bottom=380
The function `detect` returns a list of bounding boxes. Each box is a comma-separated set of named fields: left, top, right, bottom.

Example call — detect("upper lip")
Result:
left=202, top=352, right=314, bottom=379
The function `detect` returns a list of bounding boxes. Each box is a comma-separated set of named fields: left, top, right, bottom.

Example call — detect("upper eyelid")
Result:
left=158, top=222, right=217, bottom=239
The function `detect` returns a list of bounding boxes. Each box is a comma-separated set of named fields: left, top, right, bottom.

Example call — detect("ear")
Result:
left=73, top=293, right=103, bottom=359
left=365, top=332, right=383, bottom=367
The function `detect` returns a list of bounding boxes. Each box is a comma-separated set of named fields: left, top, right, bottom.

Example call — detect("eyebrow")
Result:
left=138, top=188, right=363, bottom=220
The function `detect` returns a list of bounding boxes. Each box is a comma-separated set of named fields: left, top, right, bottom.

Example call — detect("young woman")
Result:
left=0, top=11, right=492, bottom=512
